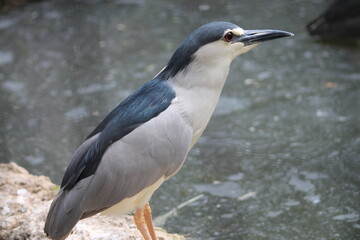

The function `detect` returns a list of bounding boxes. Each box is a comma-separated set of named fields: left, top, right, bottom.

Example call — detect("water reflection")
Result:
left=0, top=0, right=360, bottom=239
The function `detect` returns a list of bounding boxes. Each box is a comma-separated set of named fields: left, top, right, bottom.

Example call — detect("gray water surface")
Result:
left=1, top=0, right=360, bottom=239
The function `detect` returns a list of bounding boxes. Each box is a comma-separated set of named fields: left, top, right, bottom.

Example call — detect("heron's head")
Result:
left=159, top=21, right=293, bottom=80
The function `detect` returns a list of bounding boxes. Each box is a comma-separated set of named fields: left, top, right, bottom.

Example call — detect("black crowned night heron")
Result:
left=44, top=22, right=293, bottom=240
left=306, top=0, right=360, bottom=40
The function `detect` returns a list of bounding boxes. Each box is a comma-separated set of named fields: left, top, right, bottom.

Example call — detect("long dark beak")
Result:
left=238, top=29, right=294, bottom=46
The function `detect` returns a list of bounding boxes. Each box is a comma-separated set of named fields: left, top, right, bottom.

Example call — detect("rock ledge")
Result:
left=0, top=162, right=185, bottom=240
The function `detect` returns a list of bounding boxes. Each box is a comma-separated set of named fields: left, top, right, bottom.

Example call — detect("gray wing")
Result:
left=44, top=105, right=192, bottom=239
left=80, top=104, right=192, bottom=212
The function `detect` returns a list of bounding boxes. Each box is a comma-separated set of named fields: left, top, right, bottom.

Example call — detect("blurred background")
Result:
left=0, top=0, right=359, bottom=239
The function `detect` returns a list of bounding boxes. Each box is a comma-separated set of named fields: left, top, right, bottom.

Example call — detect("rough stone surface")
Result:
left=0, top=162, right=185, bottom=240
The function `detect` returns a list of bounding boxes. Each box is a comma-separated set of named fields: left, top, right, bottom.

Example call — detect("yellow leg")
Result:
left=143, top=202, right=157, bottom=240
left=134, top=207, right=152, bottom=240
left=134, top=203, right=157, bottom=240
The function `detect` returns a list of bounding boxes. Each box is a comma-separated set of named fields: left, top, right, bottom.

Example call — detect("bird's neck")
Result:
left=168, top=58, right=231, bottom=147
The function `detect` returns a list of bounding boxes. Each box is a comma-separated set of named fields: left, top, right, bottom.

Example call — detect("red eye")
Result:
left=224, top=32, right=233, bottom=42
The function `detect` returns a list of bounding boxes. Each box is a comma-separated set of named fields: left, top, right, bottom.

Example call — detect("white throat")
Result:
left=168, top=47, right=232, bottom=148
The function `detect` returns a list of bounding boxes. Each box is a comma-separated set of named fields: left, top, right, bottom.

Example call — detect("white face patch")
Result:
left=223, top=27, right=257, bottom=60
left=232, top=27, right=244, bottom=36
left=223, top=27, right=244, bottom=37
left=193, top=26, right=255, bottom=62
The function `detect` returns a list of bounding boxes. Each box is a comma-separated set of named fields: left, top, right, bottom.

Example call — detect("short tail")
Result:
left=44, top=189, right=83, bottom=240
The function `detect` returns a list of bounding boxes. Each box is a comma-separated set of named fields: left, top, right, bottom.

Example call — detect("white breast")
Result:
left=171, top=85, right=221, bottom=147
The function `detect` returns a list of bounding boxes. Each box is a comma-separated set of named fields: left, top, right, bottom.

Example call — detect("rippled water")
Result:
left=1, top=0, right=359, bottom=239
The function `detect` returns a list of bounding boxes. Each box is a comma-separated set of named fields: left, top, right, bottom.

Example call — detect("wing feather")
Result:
left=60, top=79, right=175, bottom=189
